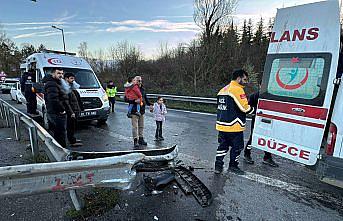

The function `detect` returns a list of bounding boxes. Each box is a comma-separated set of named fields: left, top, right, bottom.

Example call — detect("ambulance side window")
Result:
left=260, top=53, right=332, bottom=106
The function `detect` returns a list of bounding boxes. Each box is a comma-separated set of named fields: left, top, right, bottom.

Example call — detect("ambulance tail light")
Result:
left=326, top=123, right=337, bottom=156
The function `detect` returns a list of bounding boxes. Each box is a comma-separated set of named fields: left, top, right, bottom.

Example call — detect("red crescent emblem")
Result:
left=276, top=68, right=309, bottom=90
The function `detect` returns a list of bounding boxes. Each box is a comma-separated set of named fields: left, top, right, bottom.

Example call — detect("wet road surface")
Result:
left=1, top=94, right=342, bottom=221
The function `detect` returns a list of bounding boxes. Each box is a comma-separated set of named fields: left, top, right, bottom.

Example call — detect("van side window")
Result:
left=267, top=57, right=325, bottom=99
left=260, top=53, right=331, bottom=106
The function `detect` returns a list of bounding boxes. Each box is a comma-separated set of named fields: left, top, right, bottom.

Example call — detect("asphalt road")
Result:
left=0, top=94, right=342, bottom=221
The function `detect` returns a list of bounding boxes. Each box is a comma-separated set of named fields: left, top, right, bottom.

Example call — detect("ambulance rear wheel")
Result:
left=16, top=96, right=22, bottom=104
left=97, top=119, right=107, bottom=125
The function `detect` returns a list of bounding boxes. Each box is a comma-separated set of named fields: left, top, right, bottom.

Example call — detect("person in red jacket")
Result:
left=124, top=76, right=142, bottom=117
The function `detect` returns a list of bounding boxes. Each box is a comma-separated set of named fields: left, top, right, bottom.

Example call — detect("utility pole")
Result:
left=51, top=25, right=66, bottom=53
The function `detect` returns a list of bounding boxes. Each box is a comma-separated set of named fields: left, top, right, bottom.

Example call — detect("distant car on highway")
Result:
left=10, top=81, right=26, bottom=104
left=1, top=78, right=19, bottom=94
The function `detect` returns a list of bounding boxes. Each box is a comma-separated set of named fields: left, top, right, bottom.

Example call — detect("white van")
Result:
left=252, top=0, right=343, bottom=188
left=22, top=50, right=110, bottom=127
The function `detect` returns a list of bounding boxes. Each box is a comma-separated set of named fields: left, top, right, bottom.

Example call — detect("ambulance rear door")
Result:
left=252, top=0, right=340, bottom=165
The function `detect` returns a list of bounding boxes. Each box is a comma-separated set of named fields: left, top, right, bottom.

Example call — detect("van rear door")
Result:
left=252, top=1, right=340, bottom=165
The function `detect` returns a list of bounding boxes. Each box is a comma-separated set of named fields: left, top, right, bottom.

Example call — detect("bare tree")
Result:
left=94, top=48, right=106, bottom=72
left=111, top=41, right=142, bottom=77
left=194, top=0, right=238, bottom=43
left=157, top=41, right=172, bottom=59
left=78, top=41, right=89, bottom=60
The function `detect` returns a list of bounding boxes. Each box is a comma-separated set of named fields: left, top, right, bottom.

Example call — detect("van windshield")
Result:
left=44, top=68, right=100, bottom=89
left=260, top=53, right=332, bottom=106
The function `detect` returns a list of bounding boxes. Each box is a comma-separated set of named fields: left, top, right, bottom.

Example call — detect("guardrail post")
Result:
left=4, top=105, right=10, bottom=128
left=13, top=113, right=21, bottom=141
left=0, top=103, right=4, bottom=119
left=28, top=126, right=39, bottom=161
left=69, top=190, right=83, bottom=211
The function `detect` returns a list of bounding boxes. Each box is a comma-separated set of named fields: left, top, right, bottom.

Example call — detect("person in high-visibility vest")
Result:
left=106, top=80, right=117, bottom=112
left=215, top=69, right=254, bottom=175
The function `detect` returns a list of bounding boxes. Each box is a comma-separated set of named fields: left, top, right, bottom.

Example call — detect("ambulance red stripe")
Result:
left=256, top=113, right=325, bottom=129
left=258, top=100, right=328, bottom=120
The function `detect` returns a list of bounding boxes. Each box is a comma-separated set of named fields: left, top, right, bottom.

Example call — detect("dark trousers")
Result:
left=47, top=113, right=67, bottom=148
left=244, top=117, right=272, bottom=160
left=25, top=92, right=37, bottom=114
left=67, top=115, right=77, bottom=144
left=109, top=97, right=116, bottom=112
left=155, top=121, right=163, bottom=138
left=215, top=131, right=244, bottom=168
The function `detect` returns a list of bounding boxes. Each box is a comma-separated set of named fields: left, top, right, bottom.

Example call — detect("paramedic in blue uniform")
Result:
left=215, top=69, right=254, bottom=175
left=20, top=63, right=38, bottom=115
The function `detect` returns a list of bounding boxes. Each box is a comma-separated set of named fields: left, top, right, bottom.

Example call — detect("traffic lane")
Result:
left=2, top=95, right=343, bottom=219
left=74, top=101, right=229, bottom=153
left=97, top=103, right=335, bottom=187
left=3, top=95, right=341, bottom=192
left=102, top=103, right=343, bottom=205
left=2, top=95, right=341, bottom=189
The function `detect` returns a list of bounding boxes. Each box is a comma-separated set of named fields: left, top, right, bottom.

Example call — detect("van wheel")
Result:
left=16, top=96, right=22, bottom=104
left=97, top=119, right=107, bottom=125
left=43, top=108, right=49, bottom=130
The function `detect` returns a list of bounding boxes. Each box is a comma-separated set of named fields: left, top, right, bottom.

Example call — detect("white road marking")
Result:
left=241, top=172, right=302, bottom=191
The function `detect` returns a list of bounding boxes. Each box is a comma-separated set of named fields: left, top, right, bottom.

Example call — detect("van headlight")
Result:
left=102, top=94, right=109, bottom=102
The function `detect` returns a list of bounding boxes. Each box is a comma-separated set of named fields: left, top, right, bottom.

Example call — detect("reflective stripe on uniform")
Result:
left=216, top=152, right=228, bottom=157
left=216, top=118, right=246, bottom=127
left=216, top=123, right=245, bottom=132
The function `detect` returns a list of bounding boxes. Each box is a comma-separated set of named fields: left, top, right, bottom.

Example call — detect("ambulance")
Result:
left=252, top=0, right=343, bottom=188
left=22, top=50, right=110, bottom=127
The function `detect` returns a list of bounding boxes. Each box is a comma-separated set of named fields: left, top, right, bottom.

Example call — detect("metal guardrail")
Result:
left=116, top=92, right=217, bottom=104
left=0, top=98, right=178, bottom=210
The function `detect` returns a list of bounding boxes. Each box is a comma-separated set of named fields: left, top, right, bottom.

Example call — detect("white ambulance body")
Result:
left=252, top=0, right=343, bottom=188
left=23, top=50, right=110, bottom=126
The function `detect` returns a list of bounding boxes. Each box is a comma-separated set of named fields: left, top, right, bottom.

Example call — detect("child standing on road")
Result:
left=124, top=77, right=142, bottom=118
left=153, top=96, right=167, bottom=141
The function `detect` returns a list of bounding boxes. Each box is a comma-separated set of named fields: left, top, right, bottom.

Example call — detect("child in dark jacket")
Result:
left=153, top=96, right=167, bottom=141
left=124, top=77, right=142, bottom=118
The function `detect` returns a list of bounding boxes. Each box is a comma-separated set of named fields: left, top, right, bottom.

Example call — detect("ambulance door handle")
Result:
left=292, top=108, right=305, bottom=113
left=261, top=118, right=271, bottom=124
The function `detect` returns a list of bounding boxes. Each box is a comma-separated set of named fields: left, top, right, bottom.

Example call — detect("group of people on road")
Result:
left=42, top=68, right=83, bottom=148
left=122, top=75, right=167, bottom=147
left=215, top=69, right=278, bottom=175
left=22, top=66, right=273, bottom=174
left=21, top=66, right=83, bottom=148
left=105, top=75, right=168, bottom=147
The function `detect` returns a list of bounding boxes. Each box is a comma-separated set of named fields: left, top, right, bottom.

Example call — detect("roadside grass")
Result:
left=66, top=188, right=120, bottom=220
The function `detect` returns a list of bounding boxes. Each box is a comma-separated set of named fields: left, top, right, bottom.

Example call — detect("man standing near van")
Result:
left=130, top=75, right=152, bottom=147
left=243, top=87, right=279, bottom=167
left=106, top=80, right=117, bottom=112
left=21, top=63, right=38, bottom=115
left=42, top=68, right=71, bottom=148
left=63, top=73, right=83, bottom=147
left=215, top=69, right=254, bottom=175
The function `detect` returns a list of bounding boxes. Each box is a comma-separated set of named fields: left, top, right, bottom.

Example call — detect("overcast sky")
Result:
left=0, top=0, right=324, bottom=58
